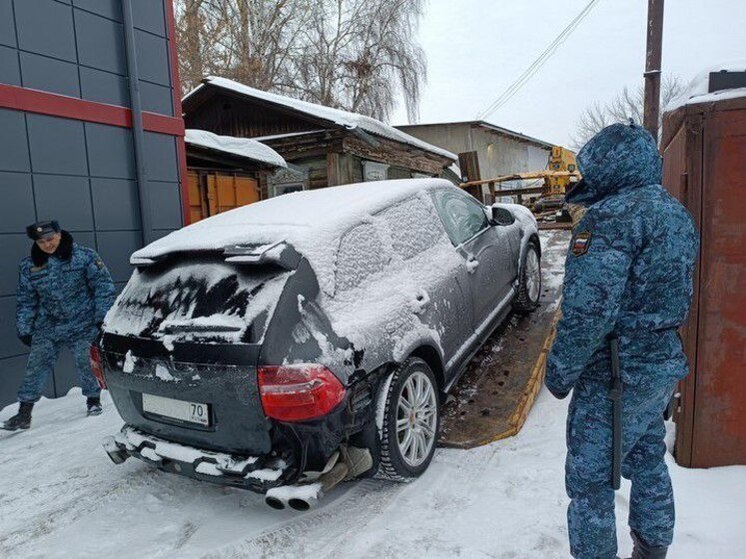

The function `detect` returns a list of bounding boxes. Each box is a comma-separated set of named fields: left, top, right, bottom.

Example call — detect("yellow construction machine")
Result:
left=460, top=146, right=580, bottom=226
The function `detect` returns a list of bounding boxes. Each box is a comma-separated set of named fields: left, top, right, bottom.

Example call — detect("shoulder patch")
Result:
left=95, top=259, right=105, bottom=269
left=571, top=231, right=592, bottom=256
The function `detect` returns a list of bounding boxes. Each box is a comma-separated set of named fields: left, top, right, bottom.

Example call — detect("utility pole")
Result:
left=643, top=0, right=664, bottom=141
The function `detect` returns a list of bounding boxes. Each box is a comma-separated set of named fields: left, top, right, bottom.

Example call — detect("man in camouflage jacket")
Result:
left=2, top=221, right=116, bottom=431
left=546, top=123, right=699, bottom=559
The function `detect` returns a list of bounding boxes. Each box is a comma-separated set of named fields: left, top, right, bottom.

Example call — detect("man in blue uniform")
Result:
left=546, top=123, right=699, bottom=559
left=2, top=220, right=116, bottom=431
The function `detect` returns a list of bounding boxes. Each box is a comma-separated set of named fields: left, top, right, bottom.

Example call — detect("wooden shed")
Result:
left=184, top=129, right=286, bottom=222
left=182, top=77, right=456, bottom=198
left=661, top=79, right=746, bottom=468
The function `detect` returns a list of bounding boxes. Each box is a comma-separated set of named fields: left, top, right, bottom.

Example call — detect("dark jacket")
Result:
left=16, top=231, right=116, bottom=341
left=546, top=123, right=700, bottom=397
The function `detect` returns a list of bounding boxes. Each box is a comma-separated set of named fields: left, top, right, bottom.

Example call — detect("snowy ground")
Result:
left=1, top=231, right=745, bottom=558
left=2, top=388, right=744, bottom=558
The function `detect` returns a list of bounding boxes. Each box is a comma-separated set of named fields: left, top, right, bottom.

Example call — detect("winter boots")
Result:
left=627, top=531, right=668, bottom=559
left=2, top=398, right=101, bottom=430
left=1, top=402, right=34, bottom=431
left=87, top=397, right=103, bottom=416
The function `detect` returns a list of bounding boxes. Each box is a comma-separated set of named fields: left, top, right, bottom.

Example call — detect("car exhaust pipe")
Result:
left=102, top=435, right=129, bottom=465
left=264, top=445, right=372, bottom=511
left=266, top=462, right=347, bottom=512
left=288, top=461, right=349, bottom=511
left=264, top=495, right=287, bottom=510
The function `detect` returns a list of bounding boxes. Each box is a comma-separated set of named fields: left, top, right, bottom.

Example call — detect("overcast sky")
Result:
left=391, top=0, right=746, bottom=148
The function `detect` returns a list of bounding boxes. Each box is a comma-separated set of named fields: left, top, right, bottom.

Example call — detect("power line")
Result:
left=477, top=0, right=602, bottom=120
left=476, top=0, right=603, bottom=121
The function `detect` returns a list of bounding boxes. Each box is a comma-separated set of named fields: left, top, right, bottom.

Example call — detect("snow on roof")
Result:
left=185, top=77, right=457, bottom=161
left=680, top=87, right=746, bottom=106
left=132, top=178, right=458, bottom=294
left=185, top=129, right=287, bottom=168
left=251, top=130, right=326, bottom=142
left=667, top=60, right=746, bottom=111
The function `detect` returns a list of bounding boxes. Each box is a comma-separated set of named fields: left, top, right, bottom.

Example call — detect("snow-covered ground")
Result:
left=1, top=230, right=744, bottom=558
left=2, top=388, right=744, bottom=558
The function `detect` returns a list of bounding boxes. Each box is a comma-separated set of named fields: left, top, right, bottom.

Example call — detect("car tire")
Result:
left=375, top=358, right=440, bottom=482
left=513, top=242, right=541, bottom=313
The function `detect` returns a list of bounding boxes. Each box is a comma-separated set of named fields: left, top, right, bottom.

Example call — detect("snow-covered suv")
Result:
left=96, top=178, right=540, bottom=510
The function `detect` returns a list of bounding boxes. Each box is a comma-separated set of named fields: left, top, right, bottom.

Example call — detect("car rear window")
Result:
left=105, top=255, right=290, bottom=345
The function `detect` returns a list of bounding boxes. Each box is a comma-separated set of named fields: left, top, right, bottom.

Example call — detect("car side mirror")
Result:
left=491, top=206, right=516, bottom=226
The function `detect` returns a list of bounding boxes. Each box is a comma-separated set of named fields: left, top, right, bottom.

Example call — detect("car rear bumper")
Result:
left=103, top=425, right=292, bottom=494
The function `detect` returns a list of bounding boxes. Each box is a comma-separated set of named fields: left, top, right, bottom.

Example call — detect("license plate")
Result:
left=142, top=393, right=210, bottom=426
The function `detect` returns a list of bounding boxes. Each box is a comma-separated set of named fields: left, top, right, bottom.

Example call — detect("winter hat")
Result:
left=26, top=220, right=61, bottom=241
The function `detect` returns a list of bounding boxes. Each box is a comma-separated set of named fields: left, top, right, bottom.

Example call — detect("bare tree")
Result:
left=293, top=0, right=426, bottom=122
left=174, top=0, right=229, bottom=94
left=174, top=0, right=426, bottom=122
left=572, top=75, right=686, bottom=149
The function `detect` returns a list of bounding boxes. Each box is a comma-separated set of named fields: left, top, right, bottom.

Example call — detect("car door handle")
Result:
left=467, top=257, right=479, bottom=274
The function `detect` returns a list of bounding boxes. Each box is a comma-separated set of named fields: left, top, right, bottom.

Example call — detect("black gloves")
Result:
left=19, top=334, right=32, bottom=347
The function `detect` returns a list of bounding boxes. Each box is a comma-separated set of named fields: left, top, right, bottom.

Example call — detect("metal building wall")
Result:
left=662, top=95, right=746, bottom=467
left=0, top=0, right=187, bottom=408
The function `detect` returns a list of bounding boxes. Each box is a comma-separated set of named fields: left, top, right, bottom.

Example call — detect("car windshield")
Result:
left=105, top=255, right=290, bottom=345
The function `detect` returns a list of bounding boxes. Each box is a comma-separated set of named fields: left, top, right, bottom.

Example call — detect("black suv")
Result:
left=97, top=178, right=541, bottom=510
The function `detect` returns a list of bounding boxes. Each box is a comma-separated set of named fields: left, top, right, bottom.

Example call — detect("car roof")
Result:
left=132, top=178, right=460, bottom=293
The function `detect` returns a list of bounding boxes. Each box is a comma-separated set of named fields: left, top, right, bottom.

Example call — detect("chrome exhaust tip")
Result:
left=265, top=495, right=286, bottom=510
left=288, top=498, right=313, bottom=511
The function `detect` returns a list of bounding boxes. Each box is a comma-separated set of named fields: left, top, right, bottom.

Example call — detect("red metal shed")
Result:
left=661, top=90, right=746, bottom=468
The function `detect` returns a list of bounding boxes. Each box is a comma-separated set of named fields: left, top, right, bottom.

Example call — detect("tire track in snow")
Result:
left=0, top=466, right=160, bottom=555
left=202, top=479, right=406, bottom=558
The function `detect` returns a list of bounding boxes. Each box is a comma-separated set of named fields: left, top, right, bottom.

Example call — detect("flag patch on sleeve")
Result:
left=571, top=231, right=592, bottom=256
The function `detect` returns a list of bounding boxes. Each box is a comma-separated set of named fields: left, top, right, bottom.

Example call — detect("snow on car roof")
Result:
left=185, top=77, right=457, bottom=161
left=132, top=178, right=459, bottom=294
left=185, top=129, right=287, bottom=168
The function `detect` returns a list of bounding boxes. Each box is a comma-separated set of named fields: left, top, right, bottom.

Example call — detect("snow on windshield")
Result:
left=104, top=257, right=289, bottom=346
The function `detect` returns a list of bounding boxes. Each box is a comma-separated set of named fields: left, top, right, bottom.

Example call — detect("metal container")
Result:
left=661, top=93, right=746, bottom=468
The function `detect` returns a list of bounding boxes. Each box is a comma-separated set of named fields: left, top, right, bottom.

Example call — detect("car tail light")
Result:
left=89, top=345, right=107, bottom=389
left=257, top=364, right=346, bottom=422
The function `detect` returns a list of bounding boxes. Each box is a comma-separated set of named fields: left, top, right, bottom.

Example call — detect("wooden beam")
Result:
left=458, top=151, right=481, bottom=199
left=461, top=170, right=579, bottom=189
left=343, top=135, right=450, bottom=176
left=327, top=153, right=342, bottom=187
left=470, top=185, right=545, bottom=197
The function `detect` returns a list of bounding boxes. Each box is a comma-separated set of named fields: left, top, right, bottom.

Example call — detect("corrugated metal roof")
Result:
left=396, top=120, right=555, bottom=150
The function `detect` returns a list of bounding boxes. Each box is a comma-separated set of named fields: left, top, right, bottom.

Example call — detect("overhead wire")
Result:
left=476, top=0, right=603, bottom=121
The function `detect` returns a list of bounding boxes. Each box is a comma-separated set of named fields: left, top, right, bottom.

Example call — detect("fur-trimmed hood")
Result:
left=31, top=230, right=74, bottom=267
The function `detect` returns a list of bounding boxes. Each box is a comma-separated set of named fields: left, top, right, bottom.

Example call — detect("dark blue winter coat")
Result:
left=546, top=123, right=699, bottom=397
left=16, top=231, right=116, bottom=342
